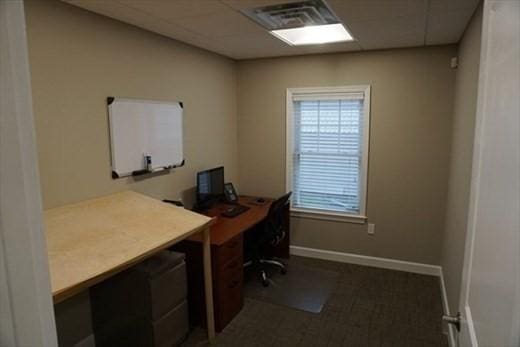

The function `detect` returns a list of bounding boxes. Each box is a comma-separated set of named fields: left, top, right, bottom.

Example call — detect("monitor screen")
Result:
left=196, top=166, right=224, bottom=205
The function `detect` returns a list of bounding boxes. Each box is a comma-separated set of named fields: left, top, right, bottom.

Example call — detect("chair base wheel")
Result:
left=261, top=271, right=269, bottom=287
left=280, top=268, right=287, bottom=275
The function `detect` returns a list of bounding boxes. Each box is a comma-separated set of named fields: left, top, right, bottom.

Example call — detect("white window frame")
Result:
left=286, top=86, right=371, bottom=224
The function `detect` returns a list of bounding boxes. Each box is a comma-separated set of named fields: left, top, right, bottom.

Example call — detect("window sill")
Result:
left=290, top=208, right=367, bottom=224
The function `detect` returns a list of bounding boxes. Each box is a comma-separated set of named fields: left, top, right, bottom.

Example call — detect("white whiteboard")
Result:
left=108, top=98, right=183, bottom=178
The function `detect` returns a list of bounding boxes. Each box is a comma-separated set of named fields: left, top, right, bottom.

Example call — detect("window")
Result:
left=286, top=86, right=370, bottom=222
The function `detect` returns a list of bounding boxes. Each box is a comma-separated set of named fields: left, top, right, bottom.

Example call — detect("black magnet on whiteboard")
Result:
left=172, top=159, right=185, bottom=168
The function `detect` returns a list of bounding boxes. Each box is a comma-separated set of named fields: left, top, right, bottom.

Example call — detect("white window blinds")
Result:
left=289, top=88, right=369, bottom=215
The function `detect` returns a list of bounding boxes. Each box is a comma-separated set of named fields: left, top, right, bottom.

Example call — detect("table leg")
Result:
left=202, top=227, right=215, bottom=343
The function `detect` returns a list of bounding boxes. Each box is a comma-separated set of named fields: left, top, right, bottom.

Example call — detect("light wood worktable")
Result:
left=44, top=191, right=216, bottom=341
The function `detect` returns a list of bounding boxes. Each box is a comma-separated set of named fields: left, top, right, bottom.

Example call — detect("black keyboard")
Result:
left=221, top=204, right=250, bottom=218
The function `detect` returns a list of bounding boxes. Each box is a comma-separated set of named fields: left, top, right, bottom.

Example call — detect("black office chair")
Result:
left=244, top=192, right=292, bottom=287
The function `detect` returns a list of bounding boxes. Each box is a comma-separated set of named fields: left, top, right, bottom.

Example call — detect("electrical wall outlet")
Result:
left=368, top=223, right=375, bottom=235
left=450, top=56, right=459, bottom=68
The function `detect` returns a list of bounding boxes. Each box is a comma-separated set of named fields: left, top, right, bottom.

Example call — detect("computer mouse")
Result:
left=256, top=198, right=265, bottom=203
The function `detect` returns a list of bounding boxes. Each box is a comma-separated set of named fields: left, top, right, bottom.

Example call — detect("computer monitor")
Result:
left=196, top=166, right=224, bottom=208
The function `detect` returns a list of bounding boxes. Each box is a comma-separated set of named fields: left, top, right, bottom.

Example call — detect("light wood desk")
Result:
left=44, top=191, right=216, bottom=341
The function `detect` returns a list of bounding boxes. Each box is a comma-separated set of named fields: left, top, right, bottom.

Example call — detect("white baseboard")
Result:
left=290, top=245, right=442, bottom=276
left=440, top=269, right=457, bottom=347
left=75, top=334, right=95, bottom=347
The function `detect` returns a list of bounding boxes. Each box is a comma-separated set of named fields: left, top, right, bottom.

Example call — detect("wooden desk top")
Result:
left=187, top=196, right=272, bottom=246
left=45, top=191, right=213, bottom=303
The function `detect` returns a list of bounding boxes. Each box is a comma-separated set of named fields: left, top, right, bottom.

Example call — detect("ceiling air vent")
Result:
left=241, top=0, right=340, bottom=31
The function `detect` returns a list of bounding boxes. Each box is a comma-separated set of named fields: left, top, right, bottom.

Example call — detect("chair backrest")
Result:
left=265, top=192, right=292, bottom=245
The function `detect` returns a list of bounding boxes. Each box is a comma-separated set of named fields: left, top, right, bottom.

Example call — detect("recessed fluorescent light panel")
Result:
left=271, top=23, right=352, bottom=45
left=240, top=0, right=354, bottom=46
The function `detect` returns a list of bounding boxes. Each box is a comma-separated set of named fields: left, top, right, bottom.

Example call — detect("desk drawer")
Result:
left=149, top=262, right=187, bottom=321
left=152, top=300, right=189, bottom=347
left=216, top=255, right=243, bottom=291
left=214, top=234, right=242, bottom=269
left=218, top=255, right=242, bottom=278
left=215, top=269, right=243, bottom=331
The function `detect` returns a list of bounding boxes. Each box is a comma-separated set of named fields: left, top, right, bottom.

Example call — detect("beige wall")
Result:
left=441, top=6, right=482, bottom=314
left=25, top=0, right=238, bottom=209
left=237, top=46, right=457, bottom=265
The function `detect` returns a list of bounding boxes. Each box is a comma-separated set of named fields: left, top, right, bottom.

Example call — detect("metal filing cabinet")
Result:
left=90, top=251, right=189, bottom=347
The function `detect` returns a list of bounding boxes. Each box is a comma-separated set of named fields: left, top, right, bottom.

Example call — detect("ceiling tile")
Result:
left=117, top=0, right=228, bottom=20
left=426, top=0, right=480, bottom=45
left=220, top=0, right=302, bottom=11
left=327, top=0, right=428, bottom=22
left=428, top=0, right=480, bottom=14
left=204, top=32, right=294, bottom=59
left=328, top=0, right=428, bottom=50
left=426, top=9, right=476, bottom=45
left=347, top=15, right=427, bottom=50
left=65, top=0, right=214, bottom=51
left=205, top=29, right=362, bottom=59
left=65, top=0, right=138, bottom=17
left=294, top=41, right=362, bottom=55
left=172, top=9, right=265, bottom=38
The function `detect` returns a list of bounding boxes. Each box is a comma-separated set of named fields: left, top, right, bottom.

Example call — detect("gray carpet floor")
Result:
left=182, top=256, right=449, bottom=347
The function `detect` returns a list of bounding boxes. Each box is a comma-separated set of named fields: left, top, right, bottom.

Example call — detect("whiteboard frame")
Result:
left=107, top=97, right=185, bottom=179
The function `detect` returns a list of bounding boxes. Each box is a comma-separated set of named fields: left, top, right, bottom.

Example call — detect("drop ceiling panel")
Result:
left=347, top=15, right=427, bottom=50
left=209, top=33, right=362, bottom=59
left=426, top=0, right=480, bottom=45
left=327, top=0, right=429, bottom=22
left=329, top=0, right=428, bottom=49
left=63, top=0, right=480, bottom=60
left=172, top=9, right=266, bottom=38
left=205, top=33, right=300, bottom=59
left=429, top=0, right=480, bottom=13
left=427, top=9, right=475, bottom=45
left=221, top=0, right=303, bottom=11
left=294, top=40, right=362, bottom=56
left=64, top=0, right=213, bottom=48
left=117, top=0, right=228, bottom=20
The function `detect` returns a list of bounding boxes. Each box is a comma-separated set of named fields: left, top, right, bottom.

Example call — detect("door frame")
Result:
left=0, top=1, right=58, bottom=346
left=456, top=1, right=490, bottom=341
left=457, top=1, right=520, bottom=346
